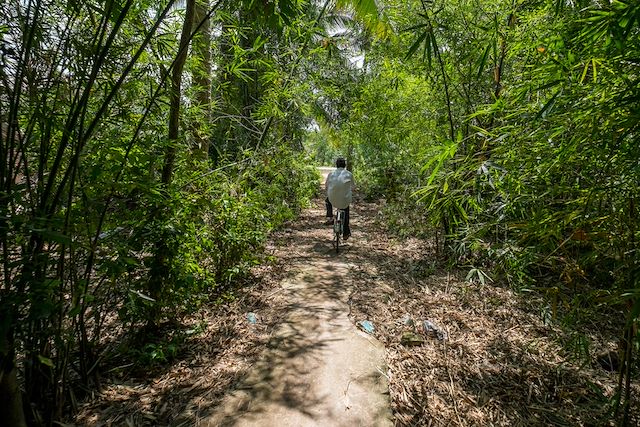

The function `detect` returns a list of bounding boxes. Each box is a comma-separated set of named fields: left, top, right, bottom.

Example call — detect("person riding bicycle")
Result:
left=325, top=157, right=353, bottom=240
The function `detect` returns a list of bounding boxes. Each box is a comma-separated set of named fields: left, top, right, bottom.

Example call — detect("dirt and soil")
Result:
left=70, top=170, right=638, bottom=426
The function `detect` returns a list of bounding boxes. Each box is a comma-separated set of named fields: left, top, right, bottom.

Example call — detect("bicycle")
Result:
left=333, top=208, right=345, bottom=253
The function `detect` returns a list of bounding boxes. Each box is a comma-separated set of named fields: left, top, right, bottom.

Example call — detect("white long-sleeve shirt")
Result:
left=325, top=167, right=353, bottom=209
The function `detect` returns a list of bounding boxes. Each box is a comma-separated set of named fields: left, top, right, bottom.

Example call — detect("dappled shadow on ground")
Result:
left=198, top=195, right=391, bottom=426
left=71, top=289, right=341, bottom=425
left=342, top=197, right=638, bottom=426
left=68, top=283, right=280, bottom=426
left=199, top=270, right=349, bottom=426
left=67, top=187, right=635, bottom=426
left=68, top=191, right=392, bottom=426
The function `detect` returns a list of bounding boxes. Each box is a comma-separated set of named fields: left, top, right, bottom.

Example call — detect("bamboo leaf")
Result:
left=537, top=79, right=563, bottom=91
left=555, top=0, right=564, bottom=16
left=405, top=30, right=428, bottom=60
left=536, top=89, right=561, bottom=119
left=425, top=32, right=432, bottom=67
left=580, top=61, right=590, bottom=83
left=402, top=23, right=429, bottom=32
left=130, top=290, right=156, bottom=302
left=476, top=42, right=491, bottom=79
left=336, top=0, right=378, bottom=17
left=430, top=28, right=439, bottom=55
left=38, top=355, right=55, bottom=368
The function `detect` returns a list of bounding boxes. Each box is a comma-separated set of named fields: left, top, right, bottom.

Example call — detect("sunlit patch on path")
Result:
left=205, top=169, right=393, bottom=426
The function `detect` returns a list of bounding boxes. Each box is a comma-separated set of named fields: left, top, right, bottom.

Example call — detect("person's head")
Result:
left=336, top=157, right=346, bottom=168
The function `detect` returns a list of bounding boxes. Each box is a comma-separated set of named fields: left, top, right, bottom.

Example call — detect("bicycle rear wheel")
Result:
left=334, top=210, right=342, bottom=253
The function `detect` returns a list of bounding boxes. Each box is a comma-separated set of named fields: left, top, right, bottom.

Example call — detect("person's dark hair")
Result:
left=336, top=157, right=346, bottom=168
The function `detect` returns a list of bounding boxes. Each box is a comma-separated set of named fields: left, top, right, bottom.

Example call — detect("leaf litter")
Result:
left=68, top=192, right=638, bottom=426
left=346, top=198, right=639, bottom=426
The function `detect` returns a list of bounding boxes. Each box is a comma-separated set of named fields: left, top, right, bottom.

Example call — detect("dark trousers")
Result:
left=325, top=198, right=350, bottom=236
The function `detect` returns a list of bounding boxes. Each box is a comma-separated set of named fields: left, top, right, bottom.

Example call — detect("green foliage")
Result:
left=0, top=0, right=322, bottom=423
left=304, top=130, right=341, bottom=166
left=3, top=0, right=636, bottom=423
left=317, top=0, right=639, bottom=421
left=136, top=340, right=180, bottom=365
left=114, top=148, right=318, bottom=325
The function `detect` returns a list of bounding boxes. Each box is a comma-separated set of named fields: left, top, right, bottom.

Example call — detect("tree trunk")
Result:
left=238, top=10, right=257, bottom=149
left=191, top=0, right=211, bottom=160
left=150, top=0, right=196, bottom=324
left=161, top=0, right=195, bottom=186
left=0, top=342, right=27, bottom=427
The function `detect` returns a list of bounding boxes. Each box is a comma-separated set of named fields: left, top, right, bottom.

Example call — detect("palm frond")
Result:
left=336, top=0, right=378, bottom=18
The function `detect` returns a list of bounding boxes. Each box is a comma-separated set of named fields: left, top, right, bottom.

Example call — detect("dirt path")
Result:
left=70, top=168, right=635, bottom=426
left=205, top=168, right=393, bottom=426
